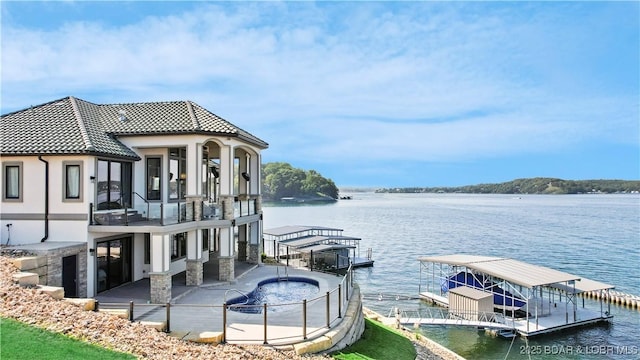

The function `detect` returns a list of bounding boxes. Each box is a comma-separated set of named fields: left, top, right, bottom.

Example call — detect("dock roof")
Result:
left=280, top=235, right=361, bottom=249
left=419, top=254, right=614, bottom=292
left=264, top=225, right=343, bottom=236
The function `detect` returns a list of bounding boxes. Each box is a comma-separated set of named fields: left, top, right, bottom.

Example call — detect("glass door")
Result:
left=96, top=237, right=132, bottom=293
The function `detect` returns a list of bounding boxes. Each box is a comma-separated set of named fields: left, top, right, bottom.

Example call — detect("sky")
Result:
left=1, top=1, right=638, bottom=188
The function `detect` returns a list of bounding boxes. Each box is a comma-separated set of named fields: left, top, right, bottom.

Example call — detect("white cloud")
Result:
left=1, top=2, right=637, bottom=175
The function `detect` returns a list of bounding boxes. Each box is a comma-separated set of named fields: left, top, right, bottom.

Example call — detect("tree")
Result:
left=262, top=162, right=339, bottom=201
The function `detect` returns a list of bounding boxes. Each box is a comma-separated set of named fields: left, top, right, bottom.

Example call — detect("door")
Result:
left=62, top=255, right=78, bottom=298
left=96, top=237, right=132, bottom=293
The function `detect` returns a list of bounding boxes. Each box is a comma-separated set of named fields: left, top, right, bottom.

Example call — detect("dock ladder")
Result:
left=277, top=266, right=289, bottom=281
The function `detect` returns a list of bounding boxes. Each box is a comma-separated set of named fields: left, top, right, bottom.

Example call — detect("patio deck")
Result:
left=95, top=259, right=349, bottom=345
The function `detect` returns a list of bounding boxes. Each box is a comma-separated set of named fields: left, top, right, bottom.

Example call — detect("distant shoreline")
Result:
left=373, top=177, right=640, bottom=195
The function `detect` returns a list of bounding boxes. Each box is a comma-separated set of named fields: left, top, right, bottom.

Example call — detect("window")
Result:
left=168, top=148, right=186, bottom=201
left=144, top=233, right=150, bottom=265
left=63, top=161, right=82, bottom=201
left=3, top=162, right=22, bottom=202
left=171, top=232, right=187, bottom=261
left=146, top=157, right=162, bottom=201
left=96, top=159, right=132, bottom=210
left=202, top=229, right=209, bottom=251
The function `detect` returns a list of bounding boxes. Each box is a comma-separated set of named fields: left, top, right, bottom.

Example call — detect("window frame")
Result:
left=171, top=232, right=187, bottom=261
left=146, top=156, right=162, bottom=201
left=2, top=162, right=23, bottom=202
left=63, top=161, right=83, bottom=202
left=96, top=159, right=133, bottom=210
left=168, top=147, right=186, bottom=201
left=202, top=229, right=209, bottom=251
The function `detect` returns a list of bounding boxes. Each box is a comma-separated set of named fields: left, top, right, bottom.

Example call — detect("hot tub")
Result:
left=226, top=277, right=320, bottom=313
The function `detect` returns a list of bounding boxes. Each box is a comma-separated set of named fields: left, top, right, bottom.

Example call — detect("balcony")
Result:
left=89, top=195, right=260, bottom=227
left=90, top=201, right=222, bottom=226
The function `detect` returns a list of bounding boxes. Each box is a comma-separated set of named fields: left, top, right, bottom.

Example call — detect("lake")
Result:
left=262, top=193, right=640, bottom=359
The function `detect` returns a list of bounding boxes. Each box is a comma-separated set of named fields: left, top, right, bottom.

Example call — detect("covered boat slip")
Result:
left=417, top=254, right=614, bottom=337
left=264, top=226, right=374, bottom=270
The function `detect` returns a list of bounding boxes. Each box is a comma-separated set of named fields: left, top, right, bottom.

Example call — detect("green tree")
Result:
left=262, top=162, right=339, bottom=201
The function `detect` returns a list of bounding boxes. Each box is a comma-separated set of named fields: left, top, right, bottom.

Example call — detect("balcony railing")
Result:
left=90, top=195, right=254, bottom=226
left=234, top=195, right=258, bottom=218
left=90, top=201, right=207, bottom=226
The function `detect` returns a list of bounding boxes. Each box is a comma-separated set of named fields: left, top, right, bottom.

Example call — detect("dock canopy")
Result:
left=419, top=254, right=614, bottom=293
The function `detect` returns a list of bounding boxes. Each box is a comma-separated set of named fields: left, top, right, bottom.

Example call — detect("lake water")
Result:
left=262, top=193, right=640, bottom=359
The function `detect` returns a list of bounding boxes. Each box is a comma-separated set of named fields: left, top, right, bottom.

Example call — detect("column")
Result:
left=186, top=230, right=203, bottom=286
left=149, top=234, right=172, bottom=303
left=217, top=145, right=235, bottom=281
left=218, top=226, right=235, bottom=281
left=248, top=222, right=261, bottom=264
left=237, top=224, right=247, bottom=261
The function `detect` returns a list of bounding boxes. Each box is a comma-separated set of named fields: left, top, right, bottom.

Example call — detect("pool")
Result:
left=226, top=277, right=320, bottom=313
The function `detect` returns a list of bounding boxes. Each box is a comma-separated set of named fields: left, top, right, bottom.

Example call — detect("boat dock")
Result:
left=264, top=225, right=374, bottom=271
left=416, top=254, right=614, bottom=337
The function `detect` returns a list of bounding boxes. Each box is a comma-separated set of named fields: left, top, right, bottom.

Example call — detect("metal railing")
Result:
left=95, top=264, right=355, bottom=345
left=391, top=307, right=509, bottom=327
left=90, top=201, right=194, bottom=226
left=234, top=196, right=258, bottom=218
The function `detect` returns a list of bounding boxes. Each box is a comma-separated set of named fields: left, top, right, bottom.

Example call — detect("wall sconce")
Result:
left=89, top=248, right=95, bottom=256
left=179, top=173, right=187, bottom=180
left=241, top=172, right=250, bottom=181
left=90, top=176, right=96, bottom=183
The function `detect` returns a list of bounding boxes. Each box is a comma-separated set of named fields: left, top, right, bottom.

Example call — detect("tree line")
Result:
left=261, top=162, right=339, bottom=201
left=376, top=178, right=640, bottom=194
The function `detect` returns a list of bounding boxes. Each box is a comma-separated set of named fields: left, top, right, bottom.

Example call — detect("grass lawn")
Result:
left=332, top=318, right=416, bottom=360
left=0, top=317, right=135, bottom=360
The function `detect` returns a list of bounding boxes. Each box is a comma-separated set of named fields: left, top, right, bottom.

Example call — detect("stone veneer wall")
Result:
left=30, top=244, right=88, bottom=298
left=218, top=257, right=234, bottom=282
left=150, top=272, right=172, bottom=304
left=186, top=259, right=203, bottom=286
left=248, top=244, right=261, bottom=264
left=237, top=241, right=247, bottom=261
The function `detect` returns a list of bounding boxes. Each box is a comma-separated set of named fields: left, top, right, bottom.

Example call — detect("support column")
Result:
left=149, top=234, right=171, bottom=303
left=185, top=195, right=204, bottom=222
left=248, top=222, right=261, bottom=264
left=217, top=145, right=235, bottom=282
left=218, top=225, right=235, bottom=281
left=238, top=224, right=247, bottom=262
left=186, top=230, right=203, bottom=286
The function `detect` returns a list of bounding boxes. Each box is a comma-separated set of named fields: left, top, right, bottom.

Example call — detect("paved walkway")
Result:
left=96, top=259, right=350, bottom=345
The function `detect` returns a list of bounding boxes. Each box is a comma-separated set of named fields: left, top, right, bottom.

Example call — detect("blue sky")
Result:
left=2, top=1, right=638, bottom=187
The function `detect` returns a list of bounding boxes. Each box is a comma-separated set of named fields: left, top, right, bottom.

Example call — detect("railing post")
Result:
left=89, top=203, right=94, bottom=225
left=160, top=203, right=164, bottom=226
left=338, top=284, right=342, bottom=318
left=129, top=301, right=134, bottom=321
left=165, top=303, right=171, bottom=333
left=263, top=303, right=268, bottom=344
left=326, top=291, right=330, bottom=328
left=94, top=300, right=99, bottom=312
left=222, top=303, right=227, bottom=344
left=302, top=299, right=307, bottom=340
left=346, top=272, right=350, bottom=301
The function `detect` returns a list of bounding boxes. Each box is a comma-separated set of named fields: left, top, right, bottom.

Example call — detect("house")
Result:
left=1, top=96, right=268, bottom=303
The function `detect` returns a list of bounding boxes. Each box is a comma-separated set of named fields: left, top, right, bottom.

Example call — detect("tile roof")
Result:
left=1, top=96, right=268, bottom=159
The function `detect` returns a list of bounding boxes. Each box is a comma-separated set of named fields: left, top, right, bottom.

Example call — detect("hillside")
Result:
left=375, top=178, right=640, bottom=194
